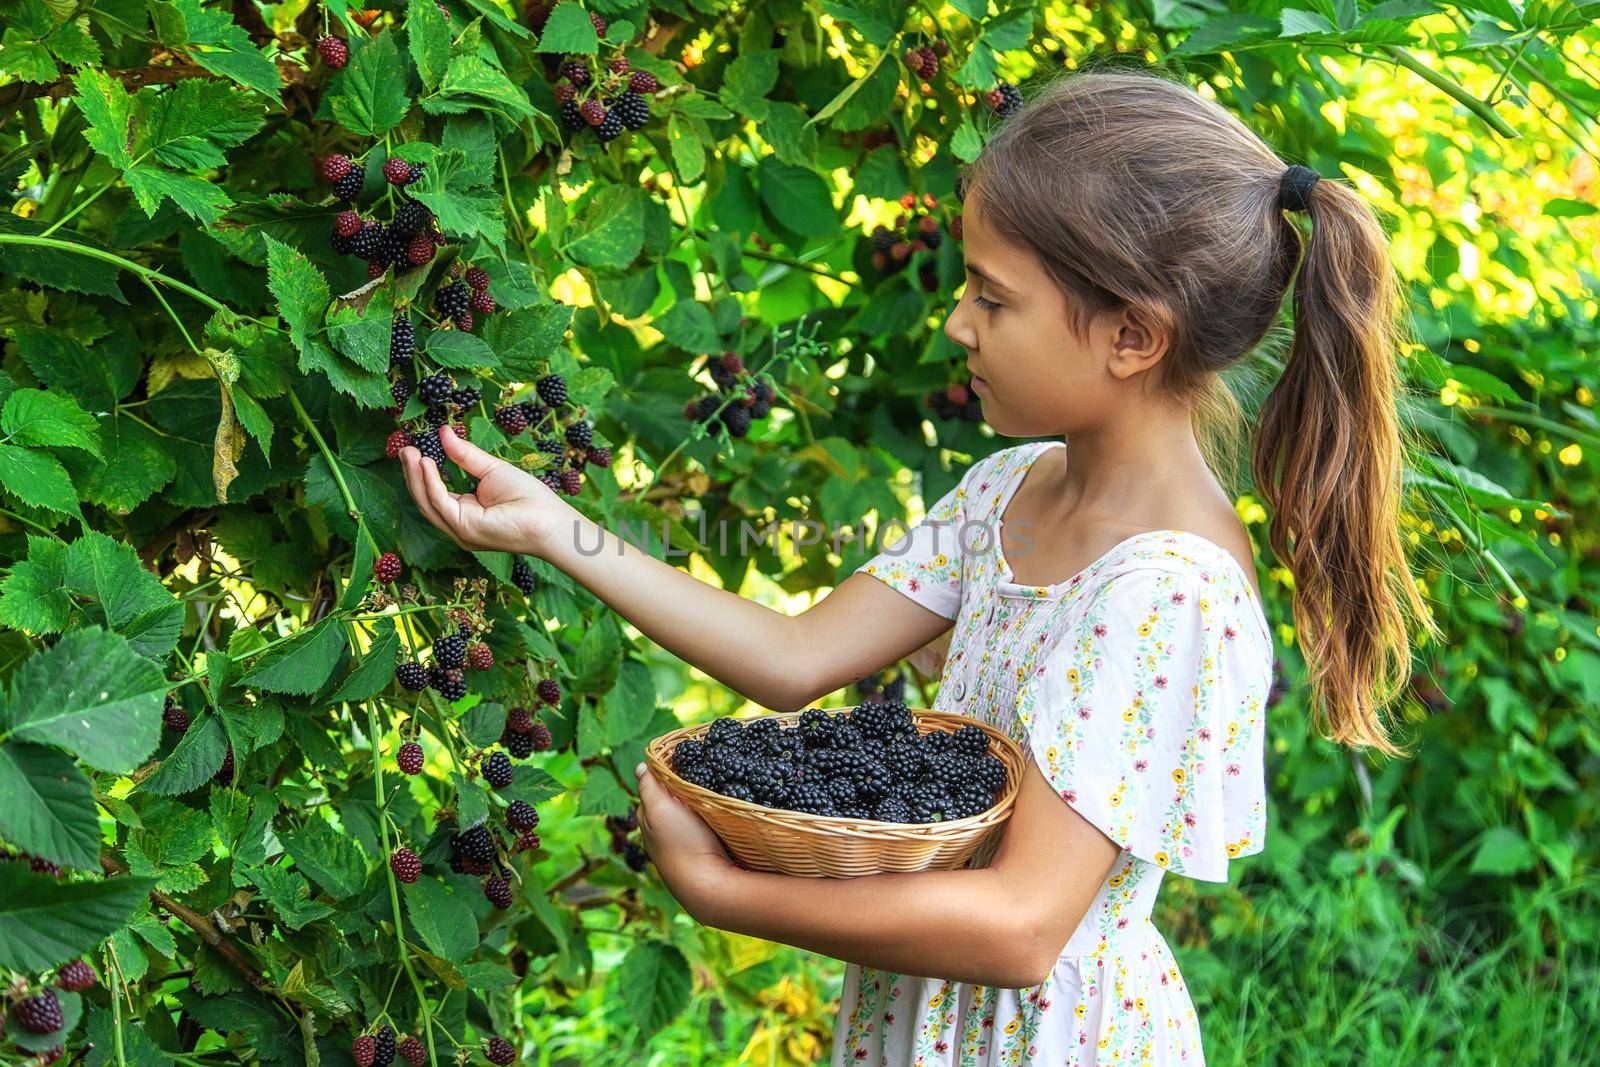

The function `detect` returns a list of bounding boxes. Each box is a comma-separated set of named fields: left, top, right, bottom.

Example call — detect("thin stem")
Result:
left=1373, top=45, right=1520, bottom=139
left=144, top=276, right=205, bottom=356
left=41, top=166, right=126, bottom=238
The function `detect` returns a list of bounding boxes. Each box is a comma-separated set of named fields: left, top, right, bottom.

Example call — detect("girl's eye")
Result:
left=973, top=294, right=1002, bottom=311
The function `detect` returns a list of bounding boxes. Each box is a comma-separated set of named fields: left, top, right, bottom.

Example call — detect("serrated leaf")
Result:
left=328, top=31, right=410, bottom=137
left=0, top=535, right=72, bottom=634
left=499, top=766, right=563, bottom=807
left=72, top=68, right=135, bottom=169
left=127, top=164, right=233, bottom=223
left=0, top=442, right=80, bottom=517
left=535, top=0, right=598, bottom=53
left=63, top=530, right=183, bottom=657
left=409, top=0, right=451, bottom=90
left=0, top=741, right=101, bottom=870
left=1, top=388, right=102, bottom=455
left=264, top=236, right=330, bottom=362
left=329, top=620, right=398, bottom=703
left=609, top=941, right=691, bottom=1036
left=720, top=48, right=778, bottom=121
left=437, top=55, right=535, bottom=121
left=240, top=618, right=348, bottom=695
left=171, top=0, right=280, bottom=98
left=140, top=78, right=262, bottom=169
left=563, top=185, right=644, bottom=269
left=0, top=865, right=156, bottom=972
left=245, top=863, right=337, bottom=930
left=667, top=113, right=705, bottom=183
left=142, top=714, right=228, bottom=796
left=480, top=302, right=572, bottom=377
left=281, top=817, right=367, bottom=899
left=404, top=877, right=479, bottom=962
left=452, top=771, right=489, bottom=829
left=2, top=626, right=165, bottom=773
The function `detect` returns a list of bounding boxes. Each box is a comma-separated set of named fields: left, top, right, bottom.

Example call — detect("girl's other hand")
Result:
left=635, top=762, right=738, bottom=920
left=400, top=428, right=573, bottom=555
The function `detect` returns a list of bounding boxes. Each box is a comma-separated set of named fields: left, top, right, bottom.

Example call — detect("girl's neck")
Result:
left=1039, top=414, right=1218, bottom=525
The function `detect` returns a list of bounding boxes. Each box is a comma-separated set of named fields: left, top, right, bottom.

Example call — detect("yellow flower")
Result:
left=1135, top=998, right=1147, bottom=1012
left=933, top=553, right=949, bottom=568
left=1108, top=873, right=1125, bottom=888
left=1121, top=708, right=1136, bottom=722
left=929, top=992, right=943, bottom=1009
left=1047, top=745, right=1059, bottom=762
left=1172, top=768, right=1186, bottom=784
left=1228, top=722, right=1240, bottom=740
left=1200, top=598, right=1211, bottom=611
left=1004, top=1019, right=1019, bottom=1035
left=1067, top=668, right=1080, bottom=685
left=1075, top=1003, right=1087, bottom=1019
left=1137, top=622, right=1152, bottom=637
left=1227, top=842, right=1241, bottom=857
left=1153, top=851, right=1169, bottom=867
left=1109, top=794, right=1122, bottom=807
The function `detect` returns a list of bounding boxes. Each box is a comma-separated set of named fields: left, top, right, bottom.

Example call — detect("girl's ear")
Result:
left=1105, top=302, right=1172, bottom=380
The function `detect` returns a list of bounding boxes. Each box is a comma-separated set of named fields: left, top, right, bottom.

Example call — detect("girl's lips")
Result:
left=970, top=375, right=988, bottom=392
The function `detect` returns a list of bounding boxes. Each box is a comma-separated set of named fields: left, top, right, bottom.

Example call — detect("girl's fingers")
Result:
left=440, top=425, right=504, bottom=479
left=401, top=449, right=445, bottom=528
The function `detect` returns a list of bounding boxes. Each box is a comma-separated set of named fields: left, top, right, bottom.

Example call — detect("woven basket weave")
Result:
left=644, top=707, right=1025, bottom=877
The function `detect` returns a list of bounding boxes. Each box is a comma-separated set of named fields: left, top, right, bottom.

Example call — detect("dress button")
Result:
left=951, top=679, right=967, bottom=702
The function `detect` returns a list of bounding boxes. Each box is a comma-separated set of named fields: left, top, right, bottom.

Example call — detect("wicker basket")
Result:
left=644, top=707, right=1025, bottom=877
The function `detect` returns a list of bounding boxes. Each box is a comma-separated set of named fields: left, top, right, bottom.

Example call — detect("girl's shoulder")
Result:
left=957, top=440, right=1061, bottom=513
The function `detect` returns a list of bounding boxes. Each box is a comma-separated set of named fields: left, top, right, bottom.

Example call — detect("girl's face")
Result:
left=944, top=194, right=1167, bottom=438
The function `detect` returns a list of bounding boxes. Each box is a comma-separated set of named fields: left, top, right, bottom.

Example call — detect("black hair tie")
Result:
left=1278, top=164, right=1321, bottom=213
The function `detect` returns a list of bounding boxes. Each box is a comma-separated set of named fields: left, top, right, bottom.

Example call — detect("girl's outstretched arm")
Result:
left=634, top=756, right=1121, bottom=989
left=399, top=431, right=953, bottom=711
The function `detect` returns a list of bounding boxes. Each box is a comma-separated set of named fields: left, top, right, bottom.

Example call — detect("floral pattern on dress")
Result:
left=836, top=440, right=1274, bottom=1067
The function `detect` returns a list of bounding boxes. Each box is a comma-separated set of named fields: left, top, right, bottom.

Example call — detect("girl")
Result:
left=399, top=67, right=1432, bottom=1065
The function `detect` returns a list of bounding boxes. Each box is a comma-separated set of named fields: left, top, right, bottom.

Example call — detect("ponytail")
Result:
left=1250, top=177, right=1440, bottom=756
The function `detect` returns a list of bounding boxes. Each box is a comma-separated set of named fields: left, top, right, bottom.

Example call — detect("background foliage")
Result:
left=1, top=0, right=1598, bottom=1063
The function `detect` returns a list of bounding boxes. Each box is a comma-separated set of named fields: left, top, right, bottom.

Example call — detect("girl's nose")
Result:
left=945, top=297, right=975, bottom=350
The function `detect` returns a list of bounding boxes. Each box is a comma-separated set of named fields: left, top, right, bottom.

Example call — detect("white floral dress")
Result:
left=835, top=440, right=1273, bottom=1066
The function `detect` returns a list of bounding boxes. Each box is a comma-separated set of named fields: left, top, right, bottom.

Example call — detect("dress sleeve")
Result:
left=1014, top=564, right=1270, bottom=881
left=852, top=461, right=983, bottom=621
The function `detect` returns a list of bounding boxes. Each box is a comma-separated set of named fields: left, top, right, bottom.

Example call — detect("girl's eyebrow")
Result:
left=964, top=263, right=1016, bottom=296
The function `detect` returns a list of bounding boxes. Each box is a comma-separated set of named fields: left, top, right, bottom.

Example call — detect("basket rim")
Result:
left=644, top=706, right=1024, bottom=832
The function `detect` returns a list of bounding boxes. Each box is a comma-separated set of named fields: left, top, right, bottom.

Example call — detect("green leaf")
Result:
left=436, top=55, right=536, bottom=121
left=462, top=702, right=506, bottom=748
left=654, top=298, right=721, bottom=352
left=452, top=771, right=489, bottom=829
left=757, top=158, right=837, bottom=237
left=245, top=862, right=337, bottom=930
left=1170, top=13, right=1282, bottom=56
left=143, top=714, right=228, bottom=796
left=241, top=618, right=349, bottom=695
left=72, top=68, right=135, bottom=169
left=667, top=112, right=706, bottom=183
left=499, top=766, right=564, bottom=807
left=404, top=877, right=479, bottom=962
left=126, top=165, right=233, bottom=223
left=608, top=941, right=691, bottom=1036
left=171, top=0, right=280, bottom=98
left=603, top=659, right=657, bottom=747
left=281, top=817, right=367, bottom=899
left=563, top=185, right=644, bottom=269
left=328, top=31, right=410, bottom=137
left=480, top=302, right=572, bottom=378
left=63, top=530, right=183, bottom=658
left=409, top=150, right=506, bottom=248
left=12, top=324, right=140, bottom=410
left=139, top=79, right=263, bottom=169
left=0, top=864, right=156, bottom=972
left=329, top=619, right=398, bottom=703
left=950, top=113, right=982, bottom=163
left=264, top=236, right=330, bottom=366
left=1, top=388, right=102, bottom=455
left=1279, top=8, right=1337, bottom=35
left=1468, top=826, right=1536, bottom=876
left=2, top=626, right=166, bottom=773
left=0, top=442, right=80, bottom=517
left=820, top=0, right=909, bottom=46
left=576, top=768, right=633, bottom=816
left=980, top=7, right=1034, bottom=51
left=61, top=412, right=176, bottom=514
left=408, top=0, right=452, bottom=91
left=720, top=48, right=779, bottom=121
left=0, top=741, right=101, bottom=870
left=0, top=535, right=72, bottom=635
left=535, top=0, right=599, bottom=53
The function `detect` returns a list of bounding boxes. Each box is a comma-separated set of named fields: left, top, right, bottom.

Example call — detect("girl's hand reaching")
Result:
left=400, top=428, right=575, bottom=555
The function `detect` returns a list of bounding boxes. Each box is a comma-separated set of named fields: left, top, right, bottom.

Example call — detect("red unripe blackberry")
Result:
left=382, top=157, right=411, bottom=185
left=484, top=750, right=513, bottom=788
left=506, top=707, right=534, bottom=734
left=586, top=446, right=611, bottom=467
left=931, top=39, right=950, bottom=57
left=608, top=56, right=630, bottom=74
left=335, top=210, right=363, bottom=237
left=482, top=877, right=513, bottom=910
left=15, top=990, right=64, bottom=1034
left=397, top=740, right=425, bottom=774
left=449, top=420, right=468, bottom=440
left=164, top=696, right=190, bottom=734
left=537, top=678, right=561, bottom=706
left=514, top=830, right=541, bottom=852
left=465, top=266, right=490, bottom=290
left=56, top=960, right=97, bottom=992
left=529, top=721, right=552, bottom=751
left=627, top=70, right=657, bottom=94
left=318, top=36, right=349, bottom=69
left=579, top=99, right=605, bottom=126
left=506, top=800, right=539, bottom=832
left=386, top=430, right=410, bottom=458
left=38, top=1047, right=64, bottom=1065
left=951, top=214, right=964, bottom=240
left=466, top=643, right=493, bottom=671
left=321, top=154, right=352, bottom=182
left=353, top=1035, right=376, bottom=1067
left=398, top=1037, right=426, bottom=1067
left=406, top=236, right=435, bottom=266
left=945, top=382, right=969, bottom=405
left=469, top=289, right=495, bottom=315
left=374, top=552, right=402, bottom=583
left=367, top=261, right=387, bottom=279
left=215, top=746, right=234, bottom=784
left=554, top=81, right=577, bottom=105
left=588, top=10, right=606, bottom=34
left=396, top=662, right=429, bottom=692
left=454, top=311, right=473, bottom=332
left=558, top=468, right=582, bottom=495
left=390, top=847, right=422, bottom=883
left=559, top=60, right=590, bottom=86
left=494, top=406, right=528, bottom=435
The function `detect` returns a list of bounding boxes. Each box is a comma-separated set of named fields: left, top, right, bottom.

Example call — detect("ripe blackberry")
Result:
left=484, top=1036, right=516, bottom=1065
left=317, top=35, right=349, bottom=69
left=559, top=468, right=583, bottom=495
left=690, top=395, right=720, bottom=422
left=374, top=552, right=402, bottom=583
left=623, top=842, right=648, bottom=871
left=397, top=740, right=425, bottom=775
left=449, top=386, right=480, bottom=410
left=430, top=666, right=467, bottom=702
left=321, top=154, right=352, bottom=182
left=469, top=288, right=495, bottom=315
left=559, top=59, right=590, bottom=86
left=874, top=795, right=913, bottom=822
left=434, top=282, right=470, bottom=319
left=215, top=746, right=235, bottom=784
left=534, top=436, right=562, bottom=457
left=352, top=1036, right=376, bottom=1067
left=418, top=373, right=455, bottom=406
left=164, top=696, right=190, bottom=734
left=494, top=406, right=528, bottom=435
left=563, top=420, right=593, bottom=449
left=988, top=80, right=1023, bottom=118
left=390, top=317, right=415, bottom=367
left=614, top=91, right=651, bottom=131
left=465, top=266, right=490, bottom=290
left=537, top=678, right=561, bottom=706
left=410, top=428, right=446, bottom=464
left=482, top=876, right=513, bottom=909
left=372, top=1026, right=395, bottom=1067
left=484, top=751, right=513, bottom=788
left=466, top=642, right=493, bottom=671
left=351, top=222, right=384, bottom=259
left=503, top=729, right=535, bottom=759
left=330, top=228, right=357, bottom=255
left=721, top=404, right=752, bottom=438
left=559, top=100, right=586, bottom=132
left=511, top=557, right=536, bottom=595
left=382, top=158, right=411, bottom=185
left=951, top=724, right=990, bottom=758
left=505, top=800, right=539, bottom=833
left=536, top=374, right=568, bottom=407
left=628, top=70, right=657, bottom=94
left=395, top=660, right=429, bottom=692
left=452, top=824, right=494, bottom=864
left=56, top=960, right=96, bottom=992
left=529, top=721, right=553, bottom=751
left=424, top=402, right=450, bottom=426
left=332, top=162, right=366, bottom=201
left=390, top=376, right=412, bottom=407
left=433, top=633, right=467, bottom=669
left=503, top=706, right=533, bottom=735
left=595, top=108, right=625, bottom=143
left=392, top=200, right=432, bottom=236
left=397, top=1037, right=426, bottom=1066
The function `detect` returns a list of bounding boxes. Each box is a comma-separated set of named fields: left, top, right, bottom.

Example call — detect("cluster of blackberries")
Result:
left=555, top=55, right=657, bottom=145
left=394, top=620, right=490, bottom=702
left=448, top=798, right=541, bottom=905
left=902, top=39, right=950, bottom=82
left=670, top=701, right=1008, bottom=823
left=500, top=705, right=553, bottom=760
left=855, top=669, right=907, bottom=705
left=685, top=353, right=777, bottom=440
left=321, top=154, right=442, bottom=280
left=433, top=264, right=495, bottom=332
left=869, top=191, right=947, bottom=289
left=486, top=372, right=607, bottom=496
left=352, top=1025, right=423, bottom=1067
left=925, top=380, right=983, bottom=423
left=3, top=958, right=95, bottom=1044
left=984, top=80, right=1024, bottom=119
left=605, top=810, right=648, bottom=871
left=1, top=848, right=64, bottom=876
